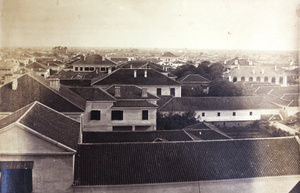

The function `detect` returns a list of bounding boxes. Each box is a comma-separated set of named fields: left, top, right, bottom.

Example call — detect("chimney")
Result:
left=12, top=77, right=18, bottom=90
left=47, top=63, right=50, bottom=66
left=142, top=88, right=147, bottom=97
left=235, top=59, right=238, bottom=65
left=115, top=86, right=121, bottom=97
left=134, top=70, right=137, bottom=78
left=144, top=70, right=147, bottom=78
left=130, top=64, right=133, bottom=69
left=108, top=68, right=112, bottom=74
left=249, top=60, right=253, bottom=65
left=224, top=60, right=227, bottom=64
left=49, top=78, right=60, bottom=91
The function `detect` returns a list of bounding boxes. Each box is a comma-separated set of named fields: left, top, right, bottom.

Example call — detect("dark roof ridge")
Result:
left=79, top=136, right=297, bottom=145
left=27, top=73, right=86, bottom=111
left=17, top=121, right=76, bottom=152
left=91, top=68, right=121, bottom=85
left=32, top=101, right=80, bottom=122
left=0, top=102, right=35, bottom=129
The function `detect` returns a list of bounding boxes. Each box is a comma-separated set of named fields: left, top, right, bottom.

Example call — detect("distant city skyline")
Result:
left=1, top=0, right=299, bottom=51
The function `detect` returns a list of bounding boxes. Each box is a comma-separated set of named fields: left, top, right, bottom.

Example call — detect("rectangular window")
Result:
left=202, top=112, right=205, bottom=117
left=75, top=67, right=78, bottom=71
left=142, top=110, right=148, bottom=120
left=250, top=112, right=253, bottom=116
left=90, top=110, right=101, bottom=120
left=84, top=67, right=89, bottom=71
left=233, top=112, right=236, bottom=116
left=80, top=67, right=83, bottom=71
left=157, top=88, right=161, bottom=95
left=90, top=67, right=95, bottom=71
left=112, top=111, right=123, bottom=120
left=217, top=112, right=221, bottom=116
left=170, top=88, right=175, bottom=96
left=100, top=67, right=106, bottom=72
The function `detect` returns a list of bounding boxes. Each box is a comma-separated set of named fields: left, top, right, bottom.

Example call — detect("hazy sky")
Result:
left=1, top=0, right=299, bottom=50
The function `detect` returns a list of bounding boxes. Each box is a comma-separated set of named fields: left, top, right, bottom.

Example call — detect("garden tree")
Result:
left=208, top=79, right=250, bottom=96
left=156, top=111, right=199, bottom=130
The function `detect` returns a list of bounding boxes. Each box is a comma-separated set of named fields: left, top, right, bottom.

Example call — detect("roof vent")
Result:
left=144, top=70, right=147, bottom=78
left=134, top=70, right=137, bottom=78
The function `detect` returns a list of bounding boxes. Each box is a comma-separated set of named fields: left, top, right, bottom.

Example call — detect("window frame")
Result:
left=90, top=110, right=101, bottom=120
left=142, top=110, right=149, bottom=120
left=170, top=88, right=175, bottom=96
left=217, top=112, right=221, bottom=117
left=111, top=110, right=123, bottom=120
left=157, top=88, right=162, bottom=95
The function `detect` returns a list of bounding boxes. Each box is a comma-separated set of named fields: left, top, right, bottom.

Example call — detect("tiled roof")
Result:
left=83, top=130, right=193, bottom=143
left=70, top=87, right=115, bottom=101
left=178, top=74, right=210, bottom=83
left=185, top=129, right=230, bottom=140
left=159, top=96, right=280, bottom=111
left=74, top=137, right=300, bottom=185
left=105, top=85, right=159, bottom=100
left=184, top=123, right=210, bottom=130
left=289, top=181, right=300, bottom=193
left=162, top=52, right=177, bottom=57
left=93, top=68, right=181, bottom=86
left=26, top=62, right=48, bottom=69
left=157, top=95, right=173, bottom=107
left=120, top=61, right=148, bottom=69
left=113, top=101, right=158, bottom=108
left=0, top=101, right=80, bottom=150
left=0, top=74, right=86, bottom=112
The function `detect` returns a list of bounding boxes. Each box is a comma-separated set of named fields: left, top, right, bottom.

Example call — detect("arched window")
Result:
left=249, top=77, right=253, bottom=82
left=256, top=77, right=261, bottom=82
left=241, top=77, right=245, bottom=81
left=271, top=77, right=276, bottom=83
left=233, top=77, right=237, bottom=82
left=264, top=77, right=268, bottom=82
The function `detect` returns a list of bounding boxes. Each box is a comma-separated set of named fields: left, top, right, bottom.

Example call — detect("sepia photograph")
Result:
left=0, top=0, right=299, bottom=192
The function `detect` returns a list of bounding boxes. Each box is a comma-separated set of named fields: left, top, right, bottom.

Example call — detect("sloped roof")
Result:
left=105, top=85, right=159, bottom=100
left=120, top=61, right=148, bottom=69
left=113, top=101, right=158, bottom=108
left=289, top=181, right=300, bottom=193
left=162, top=52, right=177, bottom=57
left=83, top=130, right=193, bottom=143
left=93, top=68, right=181, bottom=86
left=74, top=54, right=117, bottom=66
left=0, top=73, right=86, bottom=112
left=159, top=96, right=280, bottom=111
left=0, top=102, right=80, bottom=150
left=74, top=137, right=300, bottom=185
left=70, top=87, right=115, bottom=101
left=184, top=129, right=230, bottom=140
left=178, top=74, right=210, bottom=83
left=26, top=62, right=48, bottom=69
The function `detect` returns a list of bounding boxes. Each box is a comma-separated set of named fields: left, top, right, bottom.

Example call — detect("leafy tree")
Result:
left=157, top=111, right=199, bottom=130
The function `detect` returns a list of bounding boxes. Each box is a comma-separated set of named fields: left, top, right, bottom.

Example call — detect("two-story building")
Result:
left=72, top=54, right=118, bottom=73
left=70, top=85, right=159, bottom=131
left=92, top=68, right=182, bottom=97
